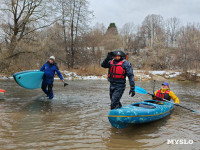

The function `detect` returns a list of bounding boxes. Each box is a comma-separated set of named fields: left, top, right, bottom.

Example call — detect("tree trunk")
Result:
left=61, top=1, right=69, bottom=69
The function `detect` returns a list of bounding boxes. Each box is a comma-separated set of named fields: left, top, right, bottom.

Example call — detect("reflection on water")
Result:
left=104, top=116, right=170, bottom=149
left=0, top=80, right=199, bottom=149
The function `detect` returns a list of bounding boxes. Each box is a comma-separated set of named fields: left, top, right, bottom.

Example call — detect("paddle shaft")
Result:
left=148, top=93, right=197, bottom=113
left=153, top=80, right=156, bottom=94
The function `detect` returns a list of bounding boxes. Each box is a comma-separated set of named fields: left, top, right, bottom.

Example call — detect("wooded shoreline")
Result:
left=1, top=1, right=200, bottom=80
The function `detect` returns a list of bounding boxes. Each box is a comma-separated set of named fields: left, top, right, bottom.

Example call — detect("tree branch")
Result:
left=18, top=19, right=59, bottom=41
left=3, top=51, right=36, bottom=60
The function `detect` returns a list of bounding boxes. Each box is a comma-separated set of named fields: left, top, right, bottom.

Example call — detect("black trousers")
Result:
left=109, top=83, right=126, bottom=110
left=41, top=82, right=53, bottom=99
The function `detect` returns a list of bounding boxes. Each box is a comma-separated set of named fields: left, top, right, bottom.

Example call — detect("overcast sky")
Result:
left=88, top=0, right=200, bottom=28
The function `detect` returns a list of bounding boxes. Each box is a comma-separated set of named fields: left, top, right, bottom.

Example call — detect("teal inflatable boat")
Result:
left=108, top=100, right=173, bottom=129
left=13, top=70, right=44, bottom=89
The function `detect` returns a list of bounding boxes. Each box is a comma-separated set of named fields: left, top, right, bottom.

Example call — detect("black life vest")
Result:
left=108, top=60, right=126, bottom=79
left=156, top=89, right=171, bottom=101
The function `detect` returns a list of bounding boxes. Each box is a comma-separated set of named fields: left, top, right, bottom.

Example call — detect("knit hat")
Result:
left=49, top=56, right=55, bottom=61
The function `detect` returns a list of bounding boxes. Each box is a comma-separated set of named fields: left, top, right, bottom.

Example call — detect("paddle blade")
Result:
left=135, top=86, right=148, bottom=94
left=64, top=82, right=68, bottom=87
left=0, top=89, right=5, bottom=95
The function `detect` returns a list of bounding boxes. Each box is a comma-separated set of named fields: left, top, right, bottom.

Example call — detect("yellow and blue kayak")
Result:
left=13, top=70, right=44, bottom=89
left=108, top=100, right=173, bottom=129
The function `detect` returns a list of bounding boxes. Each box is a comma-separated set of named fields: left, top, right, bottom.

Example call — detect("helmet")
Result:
left=112, top=50, right=126, bottom=59
left=49, top=56, right=55, bottom=61
left=162, top=82, right=169, bottom=87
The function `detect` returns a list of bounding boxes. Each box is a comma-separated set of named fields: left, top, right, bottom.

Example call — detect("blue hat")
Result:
left=162, top=82, right=169, bottom=87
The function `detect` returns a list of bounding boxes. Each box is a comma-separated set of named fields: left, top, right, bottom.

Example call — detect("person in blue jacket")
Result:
left=40, top=56, right=65, bottom=99
left=101, top=50, right=135, bottom=109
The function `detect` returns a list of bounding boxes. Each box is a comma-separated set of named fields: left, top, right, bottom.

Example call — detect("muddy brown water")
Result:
left=0, top=80, right=199, bottom=150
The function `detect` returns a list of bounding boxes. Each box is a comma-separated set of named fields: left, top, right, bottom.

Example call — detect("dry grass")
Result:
left=69, top=65, right=107, bottom=76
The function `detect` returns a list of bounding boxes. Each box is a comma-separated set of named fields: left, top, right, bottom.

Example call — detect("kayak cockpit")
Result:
left=132, top=103, right=156, bottom=109
left=130, top=100, right=164, bottom=109
left=144, top=100, right=164, bottom=105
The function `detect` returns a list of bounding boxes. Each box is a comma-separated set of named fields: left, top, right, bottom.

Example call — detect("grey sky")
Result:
left=88, top=0, right=200, bottom=28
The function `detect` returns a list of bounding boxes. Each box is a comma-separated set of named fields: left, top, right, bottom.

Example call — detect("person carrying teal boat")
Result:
left=40, top=56, right=65, bottom=99
left=153, top=82, right=179, bottom=104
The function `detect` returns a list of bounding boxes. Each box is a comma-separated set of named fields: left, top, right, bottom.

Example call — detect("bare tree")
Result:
left=84, top=23, right=105, bottom=66
left=0, top=0, right=55, bottom=70
left=120, top=22, right=136, bottom=52
left=166, top=17, right=180, bottom=47
left=55, top=0, right=93, bottom=68
left=177, top=24, right=200, bottom=75
left=141, top=14, right=165, bottom=48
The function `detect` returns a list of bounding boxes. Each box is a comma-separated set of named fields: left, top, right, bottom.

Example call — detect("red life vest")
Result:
left=156, top=89, right=171, bottom=101
left=109, top=60, right=126, bottom=79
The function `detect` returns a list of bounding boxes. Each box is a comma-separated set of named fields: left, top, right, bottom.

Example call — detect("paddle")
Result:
left=61, top=79, right=68, bottom=87
left=135, top=86, right=198, bottom=113
left=153, top=80, right=156, bottom=94
left=64, top=82, right=68, bottom=87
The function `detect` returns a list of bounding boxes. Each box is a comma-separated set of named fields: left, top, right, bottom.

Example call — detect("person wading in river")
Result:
left=101, top=50, right=135, bottom=109
left=153, top=82, right=179, bottom=104
left=40, top=56, right=65, bottom=99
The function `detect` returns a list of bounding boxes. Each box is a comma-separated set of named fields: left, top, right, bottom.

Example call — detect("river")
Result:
left=0, top=79, right=199, bottom=150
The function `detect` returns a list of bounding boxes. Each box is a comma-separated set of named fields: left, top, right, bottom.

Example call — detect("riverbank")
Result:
left=61, top=70, right=200, bottom=81
left=1, top=70, right=200, bottom=81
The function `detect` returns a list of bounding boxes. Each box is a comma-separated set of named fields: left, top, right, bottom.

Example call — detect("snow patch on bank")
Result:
left=166, top=72, right=181, bottom=78
left=0, top=76, right=13, bottom=80
left=61, top=71, right=107, bottom=80
left=149, top=70, right=181, bottom=78
left=149, top=71, right=166, bottom=75
left=0, top=76, right=9, bottom=80
left=1, top=70, right=200, bottom=81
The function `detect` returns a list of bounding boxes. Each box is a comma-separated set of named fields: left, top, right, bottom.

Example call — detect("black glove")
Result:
left=106, top=52, right=113, bottom=60
left=129, top=88, right=135, bottom=97
left=152, top=94, right=156, bottom=100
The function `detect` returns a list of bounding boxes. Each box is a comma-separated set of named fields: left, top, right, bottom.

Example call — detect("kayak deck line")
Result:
left=108, top=108, right=173, bottom=118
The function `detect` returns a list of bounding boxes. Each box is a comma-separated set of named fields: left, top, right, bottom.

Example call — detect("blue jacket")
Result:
left=40, top=61, right=64, bottom=84
left=101, top=59, right=135, bottom=88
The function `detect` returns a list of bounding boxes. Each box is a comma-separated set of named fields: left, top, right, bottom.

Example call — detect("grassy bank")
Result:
left=1, top=66, right=200, bottom=81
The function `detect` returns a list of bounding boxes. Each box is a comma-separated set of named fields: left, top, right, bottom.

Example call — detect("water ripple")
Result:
left=0, top=80, right=199, bottom=149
